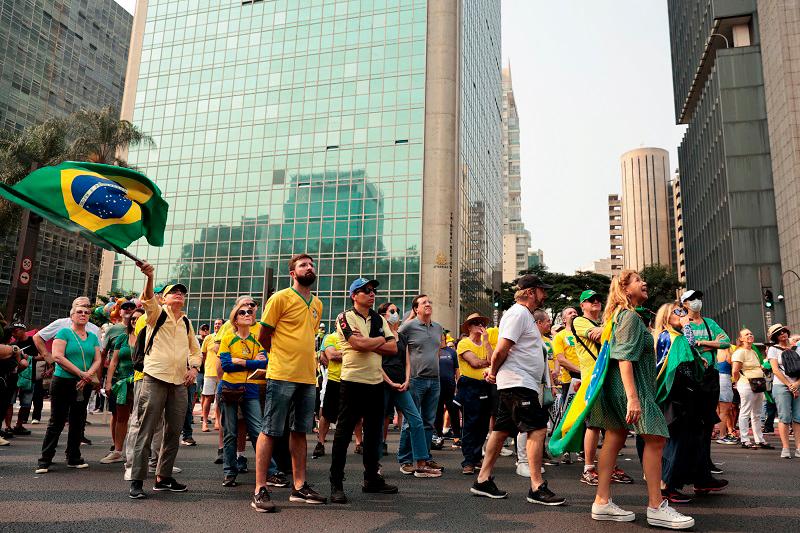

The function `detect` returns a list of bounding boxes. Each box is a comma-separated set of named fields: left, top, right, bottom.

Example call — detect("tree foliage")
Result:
left=638, top=264, right=682, bottom=315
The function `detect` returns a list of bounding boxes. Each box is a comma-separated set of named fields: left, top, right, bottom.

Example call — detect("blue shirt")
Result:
left=438, top=347, right=457, bottom=386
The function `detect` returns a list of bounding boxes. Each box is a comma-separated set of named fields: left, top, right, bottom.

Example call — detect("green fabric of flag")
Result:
left=0, top=161, right=168, bottom=252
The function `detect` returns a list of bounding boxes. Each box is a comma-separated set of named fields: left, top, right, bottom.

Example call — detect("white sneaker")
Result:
left=100, top=451, right=124, bottom=464
left=0, top=437, right=9, bottom=446
left=515, top=462, right=530, bottom=477
left=31, top=419, right=40, bottom=424
left=647, top=499, right=695, bottom=529
left=591, top=499, right=636, bottom=522
left=500, top=447, right=514, bottom=457
left=781, top=448, right=791, bottom=458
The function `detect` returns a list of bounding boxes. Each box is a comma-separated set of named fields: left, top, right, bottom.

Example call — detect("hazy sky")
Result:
left=113, top=0, right=684, bottom=274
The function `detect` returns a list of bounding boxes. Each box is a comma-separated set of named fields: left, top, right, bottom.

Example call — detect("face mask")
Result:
left=387, top=311, right=400, bottom=324
left=688, top=299, right=703, bottom=313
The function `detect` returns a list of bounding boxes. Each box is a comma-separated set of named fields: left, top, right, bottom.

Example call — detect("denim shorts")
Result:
left=773, top=381, right=800, bottom=424
left=261, top=379, right=316, bottom=436
left=718, top=373, right=734, bottom=403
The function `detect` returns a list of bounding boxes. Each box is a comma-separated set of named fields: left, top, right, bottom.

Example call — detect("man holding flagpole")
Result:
left=470, top=275, right=566, bottom=506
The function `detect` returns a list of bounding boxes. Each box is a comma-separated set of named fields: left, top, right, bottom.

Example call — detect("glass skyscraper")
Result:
left=104, top=0, right=502, bottom=331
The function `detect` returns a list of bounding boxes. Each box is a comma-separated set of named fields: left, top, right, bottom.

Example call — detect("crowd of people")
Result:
left=1, top=253, right=799, bottom=529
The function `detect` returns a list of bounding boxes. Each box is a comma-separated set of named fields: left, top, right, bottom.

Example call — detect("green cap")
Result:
left=579, top=290, right=598, bottom=303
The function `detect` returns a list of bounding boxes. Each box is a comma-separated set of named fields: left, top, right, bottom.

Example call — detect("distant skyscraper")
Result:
left=101, top=0, right=502, bottom=331
left=619, top=147, right=674, bottom=272
left=608, top=194, right=623, bottom=276
left=671, top=172, right=686, bottom=284
left=668, top=0, right=782, bottom=339
left=0, top=0, right=132, bottom=324
left=500, top=66, right=531, bottom=283
left=527, top=248, right=544, bottom=270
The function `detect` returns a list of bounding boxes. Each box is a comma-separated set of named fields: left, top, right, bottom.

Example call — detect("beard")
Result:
left=296, top=271, right=317, bottom=287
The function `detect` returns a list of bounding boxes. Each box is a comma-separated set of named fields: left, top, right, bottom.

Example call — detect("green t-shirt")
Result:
left=689, top=318, right=730, bottom=367
left=53, top=328, right=100, bottom=379
left=112, top=333, right=135, bottom=381
left=104, top=323, right=127, bottom=351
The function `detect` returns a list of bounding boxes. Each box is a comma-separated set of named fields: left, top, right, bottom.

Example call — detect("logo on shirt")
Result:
left=311, top=308, right=319, bottom=320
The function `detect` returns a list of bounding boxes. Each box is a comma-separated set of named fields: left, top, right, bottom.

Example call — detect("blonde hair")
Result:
left=603, top=269, right=640, bottom=323
left=652, top=302, right=678, bottom=342
left=229, top=296, right=256, bottom=326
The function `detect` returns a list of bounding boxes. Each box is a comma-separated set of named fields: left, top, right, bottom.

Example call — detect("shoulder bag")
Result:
left=71, top=330, right=101, bottom=389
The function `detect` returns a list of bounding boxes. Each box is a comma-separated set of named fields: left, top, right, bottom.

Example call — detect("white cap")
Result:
left=680, top=289, right=703, bottom=303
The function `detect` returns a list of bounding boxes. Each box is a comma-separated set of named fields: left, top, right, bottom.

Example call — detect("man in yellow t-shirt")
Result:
left=201, top=318, right=224, bottom=432
left=252, top=254, right=326, bottom=510
left=456, top=313, right=493, bottom=473
left=313, top=331, right=342, bottom=459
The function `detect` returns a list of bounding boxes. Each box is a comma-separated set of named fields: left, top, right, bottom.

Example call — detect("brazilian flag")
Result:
left=548, top=315, right=617, bottom=456
left=0, top=161, right=168, bottom=251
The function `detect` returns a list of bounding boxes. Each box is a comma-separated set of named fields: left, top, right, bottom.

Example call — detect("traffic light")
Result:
left=494, top=301, right=499, bottom=308
left=764, top=289, right=774, bottom=309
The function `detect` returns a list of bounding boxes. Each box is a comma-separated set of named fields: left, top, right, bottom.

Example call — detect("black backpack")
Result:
left=132, top=310, right=191, bottom=372
left=780, top=347, right=800, bottom=379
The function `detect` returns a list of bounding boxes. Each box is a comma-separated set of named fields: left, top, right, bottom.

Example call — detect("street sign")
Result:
left=19, top=272, right=30, bottom=285
left=22, top=258, right=32, bottom=271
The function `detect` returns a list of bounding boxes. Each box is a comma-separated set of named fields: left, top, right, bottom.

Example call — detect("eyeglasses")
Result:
left=74, top=309, right=90, bottom=316
left=237, top=308, right=255, bottom=316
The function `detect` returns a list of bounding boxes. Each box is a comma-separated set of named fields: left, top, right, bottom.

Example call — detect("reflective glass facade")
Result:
left=113, top=0, right=428, bottom=327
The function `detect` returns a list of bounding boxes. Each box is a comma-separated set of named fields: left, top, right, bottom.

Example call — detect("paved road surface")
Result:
left=1, top=405, right=798, bottom=532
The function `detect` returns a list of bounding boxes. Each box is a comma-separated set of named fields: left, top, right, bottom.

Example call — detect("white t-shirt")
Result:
left=37, top=317, right=101, bottom=342
left=767, top=345, right=799, bottom=385
left=496, top=303, right=546, bottom=394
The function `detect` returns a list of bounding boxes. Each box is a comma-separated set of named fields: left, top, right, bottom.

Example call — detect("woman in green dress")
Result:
left=101, top=307, right=144, bottom=464
left=588, top=271, right=694, bottom=530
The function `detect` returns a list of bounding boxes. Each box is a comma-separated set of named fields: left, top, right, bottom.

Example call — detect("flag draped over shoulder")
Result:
left=0, top=161, right=167, bottom=251
left=655, top=330, right=697, bottom=405
left=548, top=314, right=617, bottom=456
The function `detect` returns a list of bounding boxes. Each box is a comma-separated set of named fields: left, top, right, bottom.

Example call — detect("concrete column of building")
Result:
left=98, top=0, right=149, bottom=297
left=420, top=0, right=460, bottom=330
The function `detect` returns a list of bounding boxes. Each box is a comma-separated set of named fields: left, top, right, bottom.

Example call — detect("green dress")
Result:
left=587, top=309, right=668, bottom=437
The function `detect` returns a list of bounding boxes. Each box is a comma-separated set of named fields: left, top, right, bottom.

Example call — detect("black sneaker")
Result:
left=662, top=488, right=693, bottom=504
left=214, top=448, right=223, bottom=465
left=153, top=477, right=188, bottom=492
left=709, top=466, right=724, bottom=474
left=267, top=472, right=290, bottom=488
left=181, top=437, right=197, bottom=446
left=470, top=477, right=508, bottom=499
left=362, top=476, right=399, bottom=494
left=11, top=426, right=31, bottom=435
left=237, top=456, right=249, bottom=473
left=251, top=487, right=276, bottom=513
left=330, top=484, right=348, bottom=504
left=129, top=480, right=146, bottom=499
left=222, top=475, right=238, bottom=487
left=80, top=437, right=92, bottom=445
left=527, top=481, right=566, bottom=506
left=67, top=459, right=89, bottom=469
left=312, top=441, right=325, bottom=459
left=0, top=429, right=13, bottom=439
left=289, top=482, right=327, bottom=504
left=694, top=477, right=728, bottom=493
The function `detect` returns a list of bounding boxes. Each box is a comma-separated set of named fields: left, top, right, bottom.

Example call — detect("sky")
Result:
left=113, top=0, right=684, bottom=274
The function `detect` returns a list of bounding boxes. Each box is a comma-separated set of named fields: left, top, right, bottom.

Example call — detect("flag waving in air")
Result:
left=548, top=314, right=617, bottom=456
left=0, top=161, right=168, bottom=252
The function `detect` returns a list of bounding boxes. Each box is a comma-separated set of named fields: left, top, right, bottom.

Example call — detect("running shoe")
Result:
left=527, top=481, right=566, bottom=506
left=662, top=489, right=692, bottom=504
left=580, top=468, right=599, bottom=486
left=611, top=466, right=634, bottom=484
left=290, top=482, right=327, bottom=504
left=251, top=487, right=276, bottom=513
left=470, top=476, right=508, bottom=499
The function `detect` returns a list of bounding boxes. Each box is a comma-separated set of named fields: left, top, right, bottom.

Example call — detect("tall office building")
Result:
left=0, top=0, right=132, bottom=324
left=500, top=65, right=530, bottom=283
left=608, top=194, right=623, bottom=276
left=671, top=173, right=686, bottom=283
left=619, top=147, right=674, bottom=271
left=668, top=0, right=782, bottom=339
left=101, top=0, right=502, bottom=331
left=758, top=0, right=800, bottom=329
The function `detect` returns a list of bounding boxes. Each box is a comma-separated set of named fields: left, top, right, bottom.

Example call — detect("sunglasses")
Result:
left=237, top=308, right=255, bottom=316
left=357, top=287, right=377, bottom=295
left=673, top=308, right=687, bottom=317
left=74, top=309, right=91, bottom=316
left=244, top=302, right=257, bottom=308
left=585, top=297, right=602, bottom=304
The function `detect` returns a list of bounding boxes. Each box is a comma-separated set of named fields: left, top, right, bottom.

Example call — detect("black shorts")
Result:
left=322, top=379, right=341, bottom=422
left=494, top=387, right=549, bottom=434
left=489, top=383, right=500, bottom=416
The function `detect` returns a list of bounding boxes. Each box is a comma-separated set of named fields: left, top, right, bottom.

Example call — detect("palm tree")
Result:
left=67, top=105, right=155, bottom=166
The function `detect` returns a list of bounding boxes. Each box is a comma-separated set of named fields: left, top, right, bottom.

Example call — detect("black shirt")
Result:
left=382, top=333, right=407, bottom=385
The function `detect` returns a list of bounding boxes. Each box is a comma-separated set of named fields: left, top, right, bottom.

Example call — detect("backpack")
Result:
left=132, top=310, right=191, bottom=372
left=780, top=347, right=800, bottom=379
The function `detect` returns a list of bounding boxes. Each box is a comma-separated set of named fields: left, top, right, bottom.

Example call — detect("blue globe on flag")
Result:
left=70, top=174, right=132, bottom=219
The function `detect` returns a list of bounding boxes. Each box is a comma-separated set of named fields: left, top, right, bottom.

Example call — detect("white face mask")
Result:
left=688, top=299, right=703, bottom=313
left=387, top=311, right=400, bottom=324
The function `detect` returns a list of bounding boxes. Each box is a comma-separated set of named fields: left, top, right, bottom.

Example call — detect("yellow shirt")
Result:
left=572, top=316, right=601, bottom=381
left=217, top=332, right=267, bottom=389
left=141, top=297, right=202, bottom=385
left=337, top=309, right=395, bottom=385
left=486, top=327, right=499, bottom=348
left=260, top=287, right=323, bottom=385
left=456, top=337, right=490, bottom=381
left=553, top=328, right=579, bottom=383
left=321, top=332, right=342, bottom=382
left=543, top=336, right=556, bottom=375
left=731, top=347, right=765, bottom=385
left=133, top=314, right=148, bottom=382
left=202, top=334, right=220, bottom=377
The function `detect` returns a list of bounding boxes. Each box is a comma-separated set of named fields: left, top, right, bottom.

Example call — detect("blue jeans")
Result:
left=221, top=397, right=278, bottom=477
left=773, top=382, right=800, bottom=424
left=182, top=383, right=196, bottom=438
left=384, top=386, right=428, bottom=462
left=398, top=377, right=439, bottom=465
left=456, top=376, right=492, bottom=467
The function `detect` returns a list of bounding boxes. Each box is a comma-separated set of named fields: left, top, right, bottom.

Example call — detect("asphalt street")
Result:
left=1, top=404, right=798, bottom=533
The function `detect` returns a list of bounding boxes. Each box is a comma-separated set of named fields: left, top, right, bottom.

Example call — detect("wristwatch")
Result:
left=11, top=345, right=20, bottom=356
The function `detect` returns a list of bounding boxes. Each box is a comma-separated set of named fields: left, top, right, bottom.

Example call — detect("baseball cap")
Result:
left=515, top=274, right=553, bottom=291
left=348, top=277, right=379, bottom=297
left=120, top=300, right=136, bottom=310
left=680, top=289, right=703, bottom=303
left=9, top=322, right=26, bottom=330
left=162, top=283, right=188, bottom=295
left=579, top=290, right=598, bottom=303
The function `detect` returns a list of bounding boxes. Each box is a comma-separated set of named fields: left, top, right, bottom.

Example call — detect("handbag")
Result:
left=540, top=346, right=555, bottom=409
left=220, top=385, right=245, bottom=404
left=746, top=376, right=767, bottom=393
